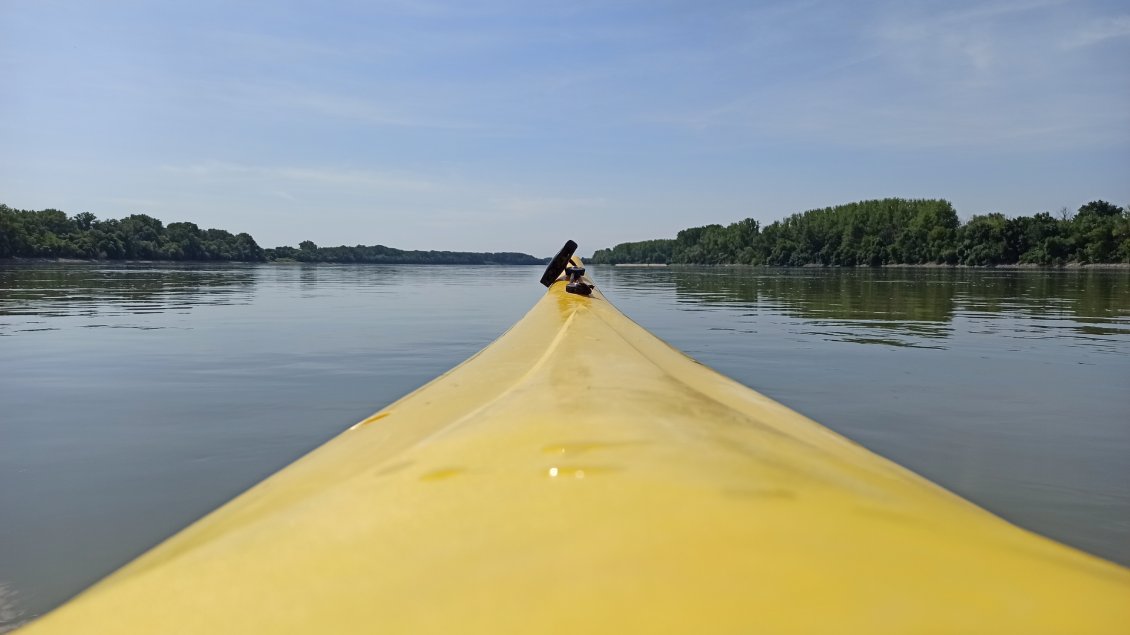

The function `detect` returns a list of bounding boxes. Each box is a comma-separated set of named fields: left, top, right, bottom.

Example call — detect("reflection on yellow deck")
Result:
left=24, top=270, right=1130, bottom=634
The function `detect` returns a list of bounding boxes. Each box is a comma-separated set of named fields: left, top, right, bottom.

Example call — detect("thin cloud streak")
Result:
left=641, top=1, right=1130, bottom=150
left=489, top=196, right=610, bottom=220
left=211, top=83, right=490, bottom=130
left=162, top=163, right=439, bottom=192
left=1062, top=14, right=1130, bottom=48
left=930, top=0, right=1070, bottom=24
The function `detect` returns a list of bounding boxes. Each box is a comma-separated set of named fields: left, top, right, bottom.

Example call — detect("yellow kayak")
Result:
left=23, top=244, right=1130, bottom=634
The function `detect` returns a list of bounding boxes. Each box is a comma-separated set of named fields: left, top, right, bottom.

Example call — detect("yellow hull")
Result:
left=24, top=269, right=1130, bottom=633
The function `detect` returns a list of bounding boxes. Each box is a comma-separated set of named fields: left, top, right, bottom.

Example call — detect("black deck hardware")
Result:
left=540, top=240, right=579, bottom=287
left=565, top=266, right=593, bottom=296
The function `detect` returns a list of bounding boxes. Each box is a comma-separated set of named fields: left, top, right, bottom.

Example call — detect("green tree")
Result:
left=589, top=198, right=1123, bottom=267
left=0, top=204, right=267, bottom=262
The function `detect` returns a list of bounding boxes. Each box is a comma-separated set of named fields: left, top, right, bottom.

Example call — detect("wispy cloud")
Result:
left=213, top=82, right=487, bottom=130
left=162, top=162, right=438, bottom=192
left=206, top=29, right=359, bottom=63
left=1062, top=15, right=1130, bottom=48
left=642, top=1, right=1130, bottom=150
left=284, top=91, right=485, bottom=130
left=489, top=195, right=609, bottom=219
left=930, top=0, right=1069, bottom=24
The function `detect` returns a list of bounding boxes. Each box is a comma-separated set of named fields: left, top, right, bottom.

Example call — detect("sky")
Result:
left=1, top=0, right=1128, bottom=256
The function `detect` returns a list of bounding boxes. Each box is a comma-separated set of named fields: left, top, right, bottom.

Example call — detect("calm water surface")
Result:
left=1, top=263, right=1128, bottom=628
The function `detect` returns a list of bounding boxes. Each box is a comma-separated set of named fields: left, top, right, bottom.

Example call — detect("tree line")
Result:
left=0, top=204, right=542, bottom=265
left=266, top=241, right=543, bottom=265
left=591, top=199, right=1130, bottom=266
left=0, top=205, right=266, bottom=261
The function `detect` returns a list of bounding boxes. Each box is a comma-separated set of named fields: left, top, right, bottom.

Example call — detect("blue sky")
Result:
left=2, top=0, right=1128, bottom=255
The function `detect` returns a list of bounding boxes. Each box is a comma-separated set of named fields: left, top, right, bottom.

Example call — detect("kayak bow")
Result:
left=24, top=249, right=1130, bottom=633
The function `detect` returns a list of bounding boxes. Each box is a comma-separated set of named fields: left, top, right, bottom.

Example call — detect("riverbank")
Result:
left=0, top=257, right=547, bottom=266
left=5, top=257, right=1127, bottom=269
left=607, top=262, right=1130, bottom=270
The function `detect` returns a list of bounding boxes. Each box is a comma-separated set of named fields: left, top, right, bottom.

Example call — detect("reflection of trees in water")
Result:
left=605, top=267, right=1130, bottom=344
left=954, top=271, right=1130, bottom=333
left=0, top=264, right=258, bottom=317
left=662, top=268, right=952, bottom=317
left=667, top=269, right=956, bottom=344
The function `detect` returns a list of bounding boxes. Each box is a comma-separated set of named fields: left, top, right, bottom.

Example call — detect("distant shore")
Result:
left=6, top=255, right=1120, bottom=267
left=602, top=262, right=1130, bottom=270
left=881, top=262, right=1130, bottom=270
left=0, top=205, right=546, bottom=265
left=592, top=198, right=1130, bottom=267
left=0, top=257, right=546, bottom=266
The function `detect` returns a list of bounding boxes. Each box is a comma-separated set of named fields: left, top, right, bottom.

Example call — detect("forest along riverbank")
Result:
left=0, top=204, right=544, bottom=265
left=7, top=198, right=1130, bottom=267
left=592, top=198, right=1130, bottom=267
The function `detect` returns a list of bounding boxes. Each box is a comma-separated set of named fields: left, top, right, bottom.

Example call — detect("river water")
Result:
left=1, top=263, right=1128, bottom=628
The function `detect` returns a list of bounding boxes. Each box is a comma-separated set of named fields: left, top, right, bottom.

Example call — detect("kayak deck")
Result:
left=24, top=269, right=1130, bottom=633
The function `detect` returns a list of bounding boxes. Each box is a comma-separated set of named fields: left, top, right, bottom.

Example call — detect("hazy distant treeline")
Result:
left=591, top=199, right=1130, bottom=266
left=266, top=241, right=543, bottom=265
left=0, top=204, right=543, bottom=265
